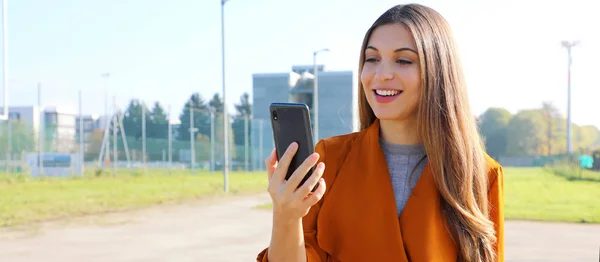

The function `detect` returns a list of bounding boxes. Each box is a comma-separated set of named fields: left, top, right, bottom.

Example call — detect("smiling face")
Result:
left=360, top=23, right=422, bottom=122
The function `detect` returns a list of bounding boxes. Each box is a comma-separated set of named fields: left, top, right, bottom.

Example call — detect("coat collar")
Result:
left=316, top=119, right=458, bottom=261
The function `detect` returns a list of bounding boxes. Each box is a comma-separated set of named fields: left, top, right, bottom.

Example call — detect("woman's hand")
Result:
left=265, top=142, right=327, bottom=224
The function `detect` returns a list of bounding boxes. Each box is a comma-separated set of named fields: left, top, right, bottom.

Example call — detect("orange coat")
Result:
left=257, top=120, right=504, bottom=262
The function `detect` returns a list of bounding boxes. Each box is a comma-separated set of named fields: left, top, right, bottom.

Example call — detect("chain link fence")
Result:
left=0, top=98, right=274, bottom=176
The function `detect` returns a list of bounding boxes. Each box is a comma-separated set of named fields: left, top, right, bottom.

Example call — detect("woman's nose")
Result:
left=375, top=62, right=394, bottom=82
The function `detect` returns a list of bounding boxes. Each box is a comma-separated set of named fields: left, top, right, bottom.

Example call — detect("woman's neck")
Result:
left=379, top=117, right=422, bottom=145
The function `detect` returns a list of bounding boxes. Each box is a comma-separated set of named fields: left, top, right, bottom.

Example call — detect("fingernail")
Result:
left=289, top=142, right=298, bottom=150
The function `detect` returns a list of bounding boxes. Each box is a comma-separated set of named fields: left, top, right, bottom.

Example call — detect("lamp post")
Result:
left=101, top=73, right=110, bottom=167
left=561, top=40, right=579, bottom=155
left=189, top=101, right=196, bottom=174
left=221, top=0, right=231, bottom=193
left=1, top=0, right=8, bottom=121
left=313, top=48, right=329, bottom=142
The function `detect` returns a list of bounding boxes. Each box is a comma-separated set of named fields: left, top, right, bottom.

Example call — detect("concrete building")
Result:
left=75, top=114, right=103, bottom=152
left=39, top=106, right=79, bottom=153
left=3, top=106, right=105, bottom=154
left=2, top=106, right=43, bottom=159
left=5, top=106, right=43, bottom=135
left=251, top=65, right=357, bottom=170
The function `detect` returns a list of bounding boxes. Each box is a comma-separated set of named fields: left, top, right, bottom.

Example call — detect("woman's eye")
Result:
left=397, top=59, right=412, bottom=64
left=365, top=58, right=378, bottom=63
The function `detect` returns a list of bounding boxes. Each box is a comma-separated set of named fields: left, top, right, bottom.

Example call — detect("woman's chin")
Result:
left=372, top=110, right=401, bottom=121
left=372, top=108, right=414, bottom=122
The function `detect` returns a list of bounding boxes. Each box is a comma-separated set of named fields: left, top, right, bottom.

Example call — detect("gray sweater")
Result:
left=379, top=138, right=428, bottom=216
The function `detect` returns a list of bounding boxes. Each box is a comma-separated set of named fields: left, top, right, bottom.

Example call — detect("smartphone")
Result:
left=270, top=102, right=319, bottom=191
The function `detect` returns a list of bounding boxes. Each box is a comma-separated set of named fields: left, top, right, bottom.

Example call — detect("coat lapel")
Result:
left=400, top=164, right=458, bottom=261
left=316, top=119, right=459, bottom=262
left=317, top=120, right=409, bottom=261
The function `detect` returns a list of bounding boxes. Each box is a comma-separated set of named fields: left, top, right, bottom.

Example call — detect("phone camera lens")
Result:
left=273, top=111, right=278, bottom=120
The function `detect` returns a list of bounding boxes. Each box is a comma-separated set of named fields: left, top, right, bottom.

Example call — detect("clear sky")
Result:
left=2, top=0, right=599, bottom=128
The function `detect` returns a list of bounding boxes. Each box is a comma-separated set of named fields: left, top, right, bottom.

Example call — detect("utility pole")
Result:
left=190, top=101, right=195, bottom=174
left=0, top=0, right=8, bottom=121
left=7, top=116, right=11, bottom=173
left=142, top=102, right=146, bottom=175
left=168, top=105, right=172, bottom=174
left=112, top=96, right=117, bottom=176
left=116, top=111, right=131, bottom=167
left=79, top=90, right=84, bottom=176
left=102, top=73, right=110, bottom=168
left=38, top=83, right=44, bottom=176
left=259, top=119, right=263, bottom=171
left=561, top=40, right=579, bottom=155
left=210, top=109, right=215, bottom=172
left=312, top=48, right=329, bottom=142
left=244, top=114, right=249, bottom=172
left=221, top=0, right=230, bottom=193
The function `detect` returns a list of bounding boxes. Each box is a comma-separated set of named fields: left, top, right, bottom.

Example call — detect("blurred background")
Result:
left=0, top=0, right=598, bottom=261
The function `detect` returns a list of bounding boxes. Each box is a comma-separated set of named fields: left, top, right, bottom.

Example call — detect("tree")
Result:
left=574, top=125, right=600, bottom=153
left=506, top=109, right=546, bottom=156
left=209, top=93, right=224, bottom=113
left=208, top=92, right=238, bottom=163
left=214, top=113, right=236, bottom=161
left=149, top=101, right=168, bottom=139
left=86, top=129, right=105, bottom=161
left=232, top=92, right=252, bottom=147
left=478, top=108, right=512, bottom=159
left=540, top=102, right=561, bottom=155
left=0, top=119, right=35, bottom=155
left=122, top=99, right=151, bottom=141
left=234, top=92, right=251, bottom=117
left=178, top=93, right=211, bottom=141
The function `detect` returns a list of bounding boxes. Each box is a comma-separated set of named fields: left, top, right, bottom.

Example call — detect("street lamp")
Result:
left=0, top=0, right=8, bottom=121
left=189, top=101, right=198, bottom=175
left=221, top=0, right=230, bottom=193
left=561, top=40, right=579, bottom=155
left=101, top=73, right=110, bottom=167
left=313, top=48, right=329, bottom=142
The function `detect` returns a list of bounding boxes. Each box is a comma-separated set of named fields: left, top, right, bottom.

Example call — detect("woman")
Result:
left=257, top=3, right=504, bottom=262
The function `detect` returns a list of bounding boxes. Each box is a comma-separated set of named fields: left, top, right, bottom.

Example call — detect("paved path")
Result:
left=0, top=194, right=598, bottom=262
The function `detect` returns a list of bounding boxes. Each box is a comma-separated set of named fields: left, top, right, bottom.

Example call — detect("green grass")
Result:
left=504, top=167, right=600, bottom=223
left=2, top=167, right=599, bottom=227
left=253, top=167, right=600, bottom=224
left=0, top=169, right=268, bottom=227
left=546, top=165, right=600, bottom=182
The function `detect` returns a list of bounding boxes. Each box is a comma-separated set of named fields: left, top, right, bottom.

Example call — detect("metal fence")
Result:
left=2, top=102, right=598, bottom=175
left=0, top=98, right=274, bottom=176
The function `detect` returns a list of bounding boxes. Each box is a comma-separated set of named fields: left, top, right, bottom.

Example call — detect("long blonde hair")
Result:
left=358, top=4, right=496, bottom=262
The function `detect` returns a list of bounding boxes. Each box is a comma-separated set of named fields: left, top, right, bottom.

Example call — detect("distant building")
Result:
left=251, top=65, right=357, bottom=170
left=76, top=114, right=103, bottom=152
left=4, top=106, right=44, bottom=154
left=3, top=106, right=105, bottom=154
left=41, top=106, right=78, bottom=153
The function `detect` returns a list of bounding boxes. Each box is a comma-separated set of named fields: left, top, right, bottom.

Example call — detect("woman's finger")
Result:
left=285, top=153, right=320, bottom=195
left=265, top=148, right=277, bottom=181
left=293, top=162, right=325, bottom=199
left=302, top=178, right=326, bottom=207
left=272, top=142, right=298, bottom=184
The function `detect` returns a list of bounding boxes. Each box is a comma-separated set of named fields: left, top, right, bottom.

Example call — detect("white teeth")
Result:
left=375, top=90, right=399, bottom=96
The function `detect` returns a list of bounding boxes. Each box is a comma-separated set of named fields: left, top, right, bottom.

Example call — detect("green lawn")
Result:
left=504, top=167, right=600, bottom=223
left=254, top=167, right=600, bottom=224
left=1, top=167, right=599, bottom=227
left=0, top=169, right=268, bottom=227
